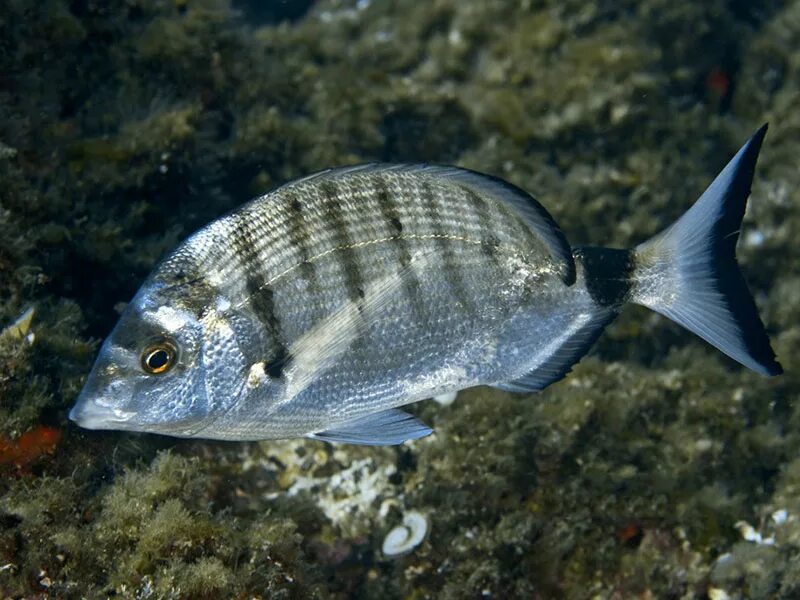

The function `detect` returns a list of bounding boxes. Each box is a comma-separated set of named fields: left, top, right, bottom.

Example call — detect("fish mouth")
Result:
left=69, top=399, right=136, bottom=430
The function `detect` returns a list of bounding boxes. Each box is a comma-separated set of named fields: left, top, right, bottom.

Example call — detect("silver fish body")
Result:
left=70, top=127, right=782, bottom=444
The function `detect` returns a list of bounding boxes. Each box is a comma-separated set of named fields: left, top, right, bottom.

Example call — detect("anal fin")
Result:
left=307, top=409, right=432, bottom=446
left=494, top=308, right=616, bottom=393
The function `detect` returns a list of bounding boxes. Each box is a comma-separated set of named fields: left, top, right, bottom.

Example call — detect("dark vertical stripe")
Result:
left=461, top=186, right=503, bottom=268
left=420, top=180, right=472, bottom=311
left=495, top=198, right=541, bottom=253
left=374, top=176, right=404, bottom=238
left=575, top=246, right=633, bottom=307
left=284, top=192, right=319, bottom=295
left=373, top=175, right=426, bottom=318
left=161, top=255, right=216, bottom=319
left=320, top=180, right=365, bottom=307
left=231, top=212, right=289, bottom=375
left=491, top=196, right=553, bottom=300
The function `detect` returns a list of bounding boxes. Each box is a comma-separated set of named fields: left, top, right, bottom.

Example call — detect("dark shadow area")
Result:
left=232, top=0, right=316, bottom=25
left=380, top=100, right=475, bottom=163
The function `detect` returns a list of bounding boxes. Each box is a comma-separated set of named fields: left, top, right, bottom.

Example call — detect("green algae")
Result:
left=1, top=451, right=320, bottom=597
left=0, top=0, right=799, bottom=598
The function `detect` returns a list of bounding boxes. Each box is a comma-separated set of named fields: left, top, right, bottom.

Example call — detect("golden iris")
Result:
left=141, top=341, right=177, bottom=374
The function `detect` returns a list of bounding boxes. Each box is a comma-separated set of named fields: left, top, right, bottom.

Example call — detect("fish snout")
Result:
left=69, top=395, right=136, bottom=430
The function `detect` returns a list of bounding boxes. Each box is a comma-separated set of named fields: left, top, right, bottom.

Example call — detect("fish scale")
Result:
left=71, top=130, right=783, bottom=444
left=217, top=170, right=533, bottom=343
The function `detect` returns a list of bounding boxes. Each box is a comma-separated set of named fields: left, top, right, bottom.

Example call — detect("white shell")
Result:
left=382, top=511, right=428, bottom=557
left=772, top=509, right=788, bottom=525
left=433, top=391, right=458, bottom=406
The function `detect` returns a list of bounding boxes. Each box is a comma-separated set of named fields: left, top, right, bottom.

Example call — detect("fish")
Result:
left=69, top=125, right=782, bottom=445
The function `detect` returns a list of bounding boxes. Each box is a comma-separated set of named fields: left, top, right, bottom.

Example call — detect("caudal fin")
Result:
left=630, top=124, right=782, bottom=376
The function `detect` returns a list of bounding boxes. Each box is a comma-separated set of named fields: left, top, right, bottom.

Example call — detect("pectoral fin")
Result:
left=307, top=409, right=432, bottom=446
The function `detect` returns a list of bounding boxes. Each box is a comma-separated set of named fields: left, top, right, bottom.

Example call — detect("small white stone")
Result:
left=745, top=230, right=765, bottom=247
left=433, top=391, right=458, bottom=406
left=610, top=103, right=630, bottom=124
left=695, top=438, right=713, bottom=452
left=382, top=511, right=428, bottom=557
left=735, top=520, right=762, bottom=543
left=772, top=509, right=788, bottom=525
left=708, top=587, right=730, bottom=600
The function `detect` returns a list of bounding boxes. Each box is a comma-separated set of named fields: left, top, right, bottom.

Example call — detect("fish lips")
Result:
left=69, top=368, right=140, bottom=431
left=68, top=369, right=211, bottom=437
left=69, top=393, right=138, bottom=431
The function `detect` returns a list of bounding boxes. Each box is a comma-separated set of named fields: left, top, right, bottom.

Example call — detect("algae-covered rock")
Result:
left=1, top=451, right=320, bottom=597
left=0, top=0, right=798, bottom=597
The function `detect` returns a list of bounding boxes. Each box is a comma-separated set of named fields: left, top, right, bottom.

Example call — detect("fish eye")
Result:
left=141, top=341, right=177, bottom=375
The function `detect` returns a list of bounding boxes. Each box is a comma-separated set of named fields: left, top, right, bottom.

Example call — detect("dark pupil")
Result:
left=147, top=349, right=170, bottom=370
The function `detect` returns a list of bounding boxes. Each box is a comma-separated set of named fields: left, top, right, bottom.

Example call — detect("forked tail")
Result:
left=630, top=124, right=782, bottom=375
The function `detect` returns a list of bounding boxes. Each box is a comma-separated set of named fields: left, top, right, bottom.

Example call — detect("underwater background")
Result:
left=0, top=0, right=798, bottom=597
